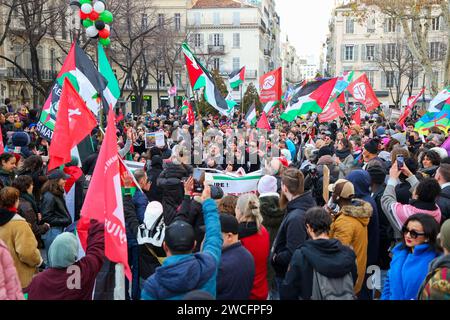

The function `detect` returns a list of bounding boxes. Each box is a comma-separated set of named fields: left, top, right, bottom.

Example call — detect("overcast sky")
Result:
left=276, top=0, right=336, bottom=64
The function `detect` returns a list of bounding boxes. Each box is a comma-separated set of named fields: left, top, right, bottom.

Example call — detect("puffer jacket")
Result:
left=330, top=199, right=372, bottom=294
left=418, top=254, right=450, bottom=300
left=157, top=162, right=192, bottom=226
left=0, top=239, right=24, bottom=300
left=41, top=191, right=72, bottom=228
left=0, top=169, right=15, bottom=188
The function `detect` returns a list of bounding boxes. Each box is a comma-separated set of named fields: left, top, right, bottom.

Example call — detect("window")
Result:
left=233, top=57, right=240, bottom=71
left=175, top=13, right=181, bottom=31
left=213, top=58, right=220, bottom=71
left=50, top=49, right=56, bottom=73
left=194, top=33, right=201, bottom=47
left=158, top=71, right=165, bottom=87
left=386, top=18, right=396, bottom=32
left=432, top=17, right=440, bottom=31
left=366, top=45, right=375, bottom=61
left=61, top=12, right=67, bottom=40
left=345, top=45, right=354, bottom=61
left=233, top=33, right=240, bottom=48
left=142, top=14, right=148, bottom=29
left=366, top=71, right=375, bottom=87
left=367, top=18, right=376, bottom=33
left=346, top=19, right=354, bottom=34
left=233, top=12, right=240, bottom=26
left=158, top=14, right=165, bottom=27
left=430, top=42, right=441, bottom=60
left=175, top=72, right=182, bottom=88
left=213, top=33, right=220, bottom=46
left=213, top=12, right=220, bottom=26
left=194, top=12, right=201, bottom=26
left=386, top=43, right=397, bottom=60
left=412, top=73, right=419, bottom=88
left=433, top=71, right=440, bottom=84
left=386, top=71, right=395, bottom=88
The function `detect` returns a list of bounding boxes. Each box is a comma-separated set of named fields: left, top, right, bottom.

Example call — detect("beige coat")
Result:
left=0, top=214, right=42, bottom=288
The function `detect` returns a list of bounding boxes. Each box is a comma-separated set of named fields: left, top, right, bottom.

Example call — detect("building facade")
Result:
left=326, top=3, right=448, bottom=108
left=281, top=35, right=302, bottom=85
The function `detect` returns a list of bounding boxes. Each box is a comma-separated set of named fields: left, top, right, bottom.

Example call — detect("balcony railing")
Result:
left=208, top=45, right=225, bottom=54
left=6, top=67, right=56, bottom=80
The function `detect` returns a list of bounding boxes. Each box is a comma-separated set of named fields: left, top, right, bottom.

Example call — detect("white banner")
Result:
left=205, top=170, right=263, bottom=195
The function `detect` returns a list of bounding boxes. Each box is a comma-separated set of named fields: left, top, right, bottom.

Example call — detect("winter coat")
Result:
left=147, top=155, right=163, bottom=203
left=280, top=239, right=358, bottom=300
left=157, top=162, right=192, bottom=226
left=17, top=168, right=47, bottom=205
left=271, top=191, right=316, bottom=278
left=0, top=169, right=15, bottom=187
left=381, top=176, right=441, bottom=238
left=418, top=254, right=450, bottom=300
left=217, top=242, right=255, bottom=300
left=18, top=193, right=49, bottom=248
left=176, top=197, right=205, bottom=253
left=336, top=151, right=354, bottom=179
left=346, top=170, right=380, bottom=267
left=436, top=186, right=450, bottom=223
left=24, top=221, right=105, bottom=300
left=141, top=199, right=222, bottom=300
left=132, top=190, right=149, bottom=224
left=41, top=190, right=72, bottom=228
left=0, top=239, right=24, bottom=300
left=239, top=222, right=270, bottom=300
left=82, top=152, right=99, bottom=176
left=259, top=193, right=284, bottom=285
left=0, top=210, right=42, bottom=288
left=381, top=243, right=439, bottom=300
left=330, top=199, right=372, bottom=294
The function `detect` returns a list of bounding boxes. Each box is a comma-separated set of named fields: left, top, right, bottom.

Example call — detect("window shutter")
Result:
left=375, top=44, right=380, bottom=60
left=354, top=45, right=359, bottom=61
left=200, top=34, right=204, bottom=48
left=341, top=45, right=345, bottom=61
left=384, top=18, right=388, bottom=33
left=381, top=72, right=386, bottom=88
left=440, top=42, right=446, bottom=60
left=219, top=33, right=224, bottom=46
left=362, top=44, right=367, bottom=61
left=209, top=34, right=213, bottom=46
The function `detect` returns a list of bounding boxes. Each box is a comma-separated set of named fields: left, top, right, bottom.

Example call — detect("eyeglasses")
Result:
left=401, top=226, right=425, bottom=239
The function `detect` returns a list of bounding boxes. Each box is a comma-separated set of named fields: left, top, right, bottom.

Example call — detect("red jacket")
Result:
left=240, top=224, right=270, bottom=300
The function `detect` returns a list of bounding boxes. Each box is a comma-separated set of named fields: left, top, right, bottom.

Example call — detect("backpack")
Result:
left=137, top=203, right=166, bottom=247
left=311, top=270, right=355, bottom=300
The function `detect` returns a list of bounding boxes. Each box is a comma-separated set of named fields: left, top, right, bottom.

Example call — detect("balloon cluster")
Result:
left=71, top=0, right=113, bottom=46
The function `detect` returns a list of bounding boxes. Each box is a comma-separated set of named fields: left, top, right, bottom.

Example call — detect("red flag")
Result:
left=187, top=100, right=195, bottom=125
left=115, top=109, right=124, bottom=123
left=48, top=78, right=98, bottom=171
left=347, top=74, right=380, bottom=112
left=259, top=67, right=282, bottom=103
left=398, top=87, right=425, bottom=126
left=256, top=112, right=271, bottom=131
left=319, top=93, right=345, bottom=123
left=0, top=126, right=4, bottom=154
left=77, top=109, right=131, bottom=281
left=352, top=107, right=361, bottom=126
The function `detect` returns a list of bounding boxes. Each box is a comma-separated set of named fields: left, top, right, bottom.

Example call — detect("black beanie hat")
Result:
left=367, top=165, right=386, bottom=185
left=164, top=220, right=195, bottom=252
left=364, top=139, right=379, bottom=155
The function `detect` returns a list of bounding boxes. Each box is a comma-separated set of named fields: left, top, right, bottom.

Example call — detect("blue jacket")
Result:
left=132, top=190, right=148, bottom=224
left=346, top=170, right=380, bottom=266
left=217, top=242, right=255, bottom=300
left=141, top=199, right=222, bottom=300
left=286, top=139, right=297, bottom=160
left=382, top=243, right=439, bottom=300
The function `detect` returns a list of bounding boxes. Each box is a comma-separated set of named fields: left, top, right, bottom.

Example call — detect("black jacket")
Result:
left=176, top=197, right=204, bottom=253
left=41, top=191, right=72, bottom=228
left=271, top=191, right=316, bottom=278
left=157, top=162, right=192, bottom=226
left=217, top=242, right=255, bottom=300
left=280, top=239, right=357, bottom=300
left=436, top=186, right=450, bottom=223
left=0, top=169, right=14, bottom=188
left=82, top=152, right=99, bottom=176
left=147, top=155, right=163, bottom=203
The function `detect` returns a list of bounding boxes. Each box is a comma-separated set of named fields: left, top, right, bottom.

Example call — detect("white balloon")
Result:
left=93, top=1, right=105, bottom=14
left=80, top=3, right=92, bottom=14
left=104, top=24, right=110, bottom=31
left=86, top=26, right=99, bottom=38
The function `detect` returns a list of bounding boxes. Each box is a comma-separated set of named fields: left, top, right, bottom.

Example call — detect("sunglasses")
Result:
left=401, top=226, right=425, bottom=239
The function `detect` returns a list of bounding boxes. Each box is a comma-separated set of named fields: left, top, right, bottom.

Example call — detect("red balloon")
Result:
left=80, top=11, right=88, bottom=20
left=89, top=11, right=99, bottom=21
left=99, top=28, right=110, bottom=39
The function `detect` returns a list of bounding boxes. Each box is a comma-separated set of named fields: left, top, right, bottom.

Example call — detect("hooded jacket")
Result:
left=346, top=170, right=380, bottom=266
left=418, top=254, right=450, bottom=300
left=280, top=238, right=358, bottom=300
left=330, top=199, right=372, bottom=294
left=141, top=199, right=222, bottom=300
left=0, top=239, right=24, bottom=300
left=271, top=190, right=316, bottom=278
left=381, top=243, right=439, bottom=300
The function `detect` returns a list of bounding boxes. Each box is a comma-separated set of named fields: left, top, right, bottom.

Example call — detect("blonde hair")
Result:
left=236, top=193, right=263, bottom=231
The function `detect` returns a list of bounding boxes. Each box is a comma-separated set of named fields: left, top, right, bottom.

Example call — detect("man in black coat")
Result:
left=280, top=207, right=357, bottom=300
left=435, top=163, right=450, bottom=223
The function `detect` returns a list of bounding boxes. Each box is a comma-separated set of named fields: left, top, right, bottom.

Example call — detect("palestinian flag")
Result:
left=280, top=78, right=337, bottom=122
left=98, top=43, right=121, bottom=109
left=228, top=66, right=245, bottom=89
left=263, top=101, right=277, bottom=115
left=37, top=41, right=107, bottom=140
left=245, top=104, right=257, bottom=126
left=428, top=87, right=450, bottom=113
left=119, top=158, right=142, bottom=197
left=180, top=98, right=189, bottom=114
left=182, top=43, right=235, bottom=116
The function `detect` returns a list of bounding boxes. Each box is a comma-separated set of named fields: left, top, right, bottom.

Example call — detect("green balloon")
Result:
left=100, top=10, right=113, bottom=24
left=99, top=37, right=111, bottom=46
left=79, top=0, right=91, bottom=4
left=82, top=19, right=94, bottom=28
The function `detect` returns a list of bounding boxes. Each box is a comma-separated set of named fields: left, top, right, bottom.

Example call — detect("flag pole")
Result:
left=240, top=83, right=243, bottom=115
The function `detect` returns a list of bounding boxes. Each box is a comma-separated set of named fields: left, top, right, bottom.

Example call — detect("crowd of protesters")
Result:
left=0, top=98, right=449, bottom=301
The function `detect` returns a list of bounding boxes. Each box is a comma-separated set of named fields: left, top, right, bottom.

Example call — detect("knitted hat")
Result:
left=164, top=220, right=195, bottom=252
left=48, top=232, right=79, bottom=268
left=257, top=175, right=278, bottom=194
left=376, top=127, right=386, bottom=137
left=367, top=165, right=387, bottom=185
left=439, top=219, right=450, bottom=251
left=328, top=179, right=355, bottom=200
left=364, top=139, right=379, bottom=155
left=430, top=147, right=448, bottom=160
left=220, top=214, right=239, bottom=234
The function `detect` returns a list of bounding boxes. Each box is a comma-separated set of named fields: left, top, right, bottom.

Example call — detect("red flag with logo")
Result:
left=352, top=107, right=361, bottom=126
left=259, top=67, right=282, bottom=103
left=187, top=100, right=195, bottom=125
left=77, top=109, right=131, bottom=281
left=347, top=74, right=380, bottom=112
left=48, top=78, right=98, bottom=171
left=256, top=112, right=271, bottom=131
left=319, top=93, right=345, bottom=123
left=398, top=87, right=425, bottom=126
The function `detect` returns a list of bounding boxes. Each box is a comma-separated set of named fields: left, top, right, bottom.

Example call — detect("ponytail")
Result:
left=236, top=193, right=263, bottom=231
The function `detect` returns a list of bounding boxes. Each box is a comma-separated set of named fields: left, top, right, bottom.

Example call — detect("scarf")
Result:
left=20, top=192, right=39, bottom=214
left=238, top=221, right=258, bottom=239
left=0, top=207, right=16, bottom=226
left=335, top=148, right=351, bottom=161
